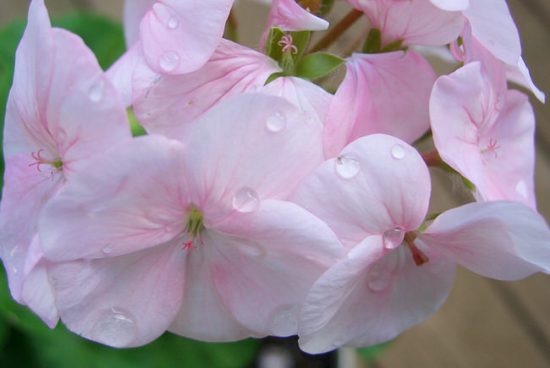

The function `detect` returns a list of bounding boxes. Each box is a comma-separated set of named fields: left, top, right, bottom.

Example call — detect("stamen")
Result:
left=278, top=34, right=298, bottom=55
left=404, top=232, right=429, bottom=266
left=481, top=138, right=500, bottom=158
left=29, top=149, right=63, bottom=174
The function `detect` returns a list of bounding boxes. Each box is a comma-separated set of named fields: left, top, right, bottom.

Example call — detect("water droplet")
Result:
left=335, top=154, right=360, bottom=179
left=159, top=51, right=180, bottom=72
left=102, top=245, right=113, bottom=254
left=163, top=224, right=174, bottom=233
left=91, top=308, right=137, bottom=347
left=269, top=304, right=298, bottom=336
left=382, top=228, right=405, bottom=250
left=167, top=17, right=179, bottom=29
left=232, top=187, right=260, bottom=213
left=9, top=245, right=19, bottom=257
left=515, top=180, right=529, bottom=199
left=391, top=144, right=406, bottom=160
left=367, top=263, right=392, bottom=292
left=88, top=80, right=104, bottom=103
left=11, top=266, right=18, bottom=274
left=266, top=112, right=286, bottom=133
left=238, top=242, right=266, bottom=258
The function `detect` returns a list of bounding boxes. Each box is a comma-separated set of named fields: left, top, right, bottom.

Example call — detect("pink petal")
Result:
left=430, top=62, right=535, bottom=208
left=293, top=134, right=431, bottom=248
left=106, top=43, right=148, bottom=108
left=299, top=236, right=455, bottom=353
left=262, top=76, right=332, bottom=126
left=139, top=0, right=233, bottom=74
left=419, top=201, right=550, bottom=280
left=430, top=0, right=469, bottom=11
left=463, top=0, right=521, bottom=65
left=0, top=154, right=61, bottom=301
left=45, top=29, right=131, bottom=178
left=182, top=94, right=325, bottom=222
left=49, top=242, right=185, bottom=347
left=260, top=0, right=329, bottom=47
left=323, top=51, right=435, bottom=158
left=349, top=0, right=464, bottom=46
left=20, top=236, right=58, bottom=328
left=506, top=57, right=546, bottom=104
left=133, top=40, right=280, bottom=139
left=39, top=136, right=188, bottom=261
left=204, top=200, right=343, bottom=337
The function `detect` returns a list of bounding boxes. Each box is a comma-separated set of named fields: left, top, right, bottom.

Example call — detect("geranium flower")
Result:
left=0, top=0, right=130, bottom=326
left=38, top=94, right=343, bottom=347
left=292, top=134, right=550, bottom=353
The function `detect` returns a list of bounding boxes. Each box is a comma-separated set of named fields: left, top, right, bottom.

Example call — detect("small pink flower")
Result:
left=38, top=94, right=343, bottom=347
left=292, top=134, right=550, bottom=353
left=0, top=0, right=130, bottom=327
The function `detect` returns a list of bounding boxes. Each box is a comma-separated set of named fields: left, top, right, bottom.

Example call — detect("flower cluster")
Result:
left=1, top=0, right=549, bottom=354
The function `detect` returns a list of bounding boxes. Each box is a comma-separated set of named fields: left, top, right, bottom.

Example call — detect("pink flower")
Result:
left=292, top=134, right=550, bottom=353
left=38, top=94, right=343, bottom=347
left=0, top=0, right=131, bottom=326
left=131, top=39, right=331, bottom=140
left=123, top=0, right=234, bottom=74
left=323, top=50, right=436, bottom=158
left=347, top=0, right=465, bottom=47
left=260, top=0, right=329, bottom=48
left=430, top=60, right=536, bottom=208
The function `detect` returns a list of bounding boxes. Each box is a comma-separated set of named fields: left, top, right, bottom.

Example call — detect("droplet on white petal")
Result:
left=367, top=263, right=392, bottom=292
left=159, top=51, right=180, bottom=72
left=335, top=154, right=360, bottom=179
left=238, top=242, right=266, bottom=258
left=11, top=266, right=18, bottom=275
left=91, top=308, right=137, bottom=348
left=266, top=112, right=287, bottom=133
left=382, top=228, right=405, bottom=250
left=167, top=17, right=179, bottom=29
left=515, top=180, right=529, bottom=199
left=102, top=245, right=113, bottom=255
left=88, top=80, right=104, bottom=103
left=391, top=144, right=406, bottom=160
left=269, top=304, right=298, bottom=336
left=232, top=187, right=260, bottom=213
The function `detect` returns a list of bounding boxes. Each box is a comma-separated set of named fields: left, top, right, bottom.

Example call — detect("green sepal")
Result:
left=127, top=108, right=147, bottom=137
left=264, top=71, right=287, bottom=85
left=266, top=27, right=311, bottom=74
left=295, top=52, right=345, bottom=81
left=363, top=28, right=382, bottom=53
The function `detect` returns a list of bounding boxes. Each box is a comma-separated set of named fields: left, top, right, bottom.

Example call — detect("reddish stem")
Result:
left=310, top=9, right=363, bottom=52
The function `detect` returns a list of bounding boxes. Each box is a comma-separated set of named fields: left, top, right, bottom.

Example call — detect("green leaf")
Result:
left=264, top=71, right=287, bottom=85
left=357, top=341, right=391, bottom=362
left=295, top=52, right=345, bottom=80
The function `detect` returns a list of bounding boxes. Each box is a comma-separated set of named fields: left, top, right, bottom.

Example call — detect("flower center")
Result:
left=29, top=149, right=63, bottom=174
left=182, top=206, right=205, bottom=251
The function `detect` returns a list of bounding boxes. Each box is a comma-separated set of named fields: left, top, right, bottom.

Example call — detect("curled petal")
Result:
left=419, top=201, right=550, bottom=280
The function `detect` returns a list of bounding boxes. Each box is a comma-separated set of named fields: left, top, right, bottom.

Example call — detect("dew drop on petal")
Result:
left=167, top=17, right=179, bottom=29
left=232, top=187, right=260, bottom=213
left=391, top=144, right=406, bottom=160
left=335, top=154, right=360, bottom=179
left=88, top=80, right=104, bottom=103
left=269, top=304, right=298, bottom=336
left=159, top=51, right=180, bottom=72
left=237, top=242, right=266, bottom=258
left=515, top=180, right=529, bottom=199
left=367, top=263, right=392, bottom=292
left=91, top=308, right=137, bottom=347
left=11, top=266, right=18, bottom=275
left=102, top=245, right=113, bottom=255
left=382, top=228, right=405, bottom=250
left=266, top=112, right=286, bottom=133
